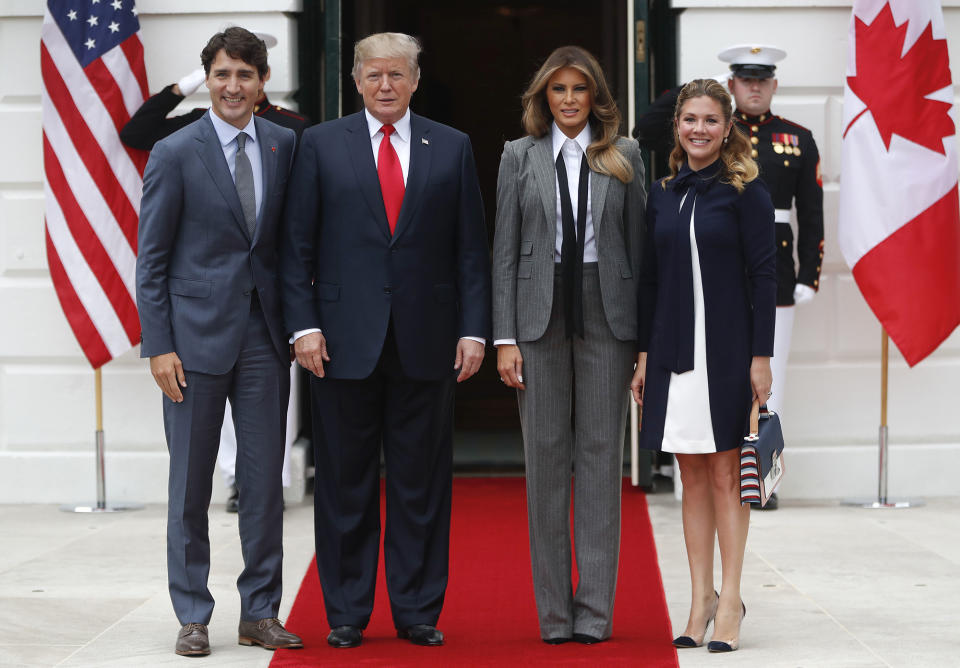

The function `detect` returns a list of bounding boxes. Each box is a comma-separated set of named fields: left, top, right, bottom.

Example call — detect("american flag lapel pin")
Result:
left=421, top=137, right=429, bottom=145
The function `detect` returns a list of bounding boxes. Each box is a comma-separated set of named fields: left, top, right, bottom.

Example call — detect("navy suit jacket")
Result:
left=136, top=112, right=296, bottom=374
left=281, top=110, right=491, bottom=381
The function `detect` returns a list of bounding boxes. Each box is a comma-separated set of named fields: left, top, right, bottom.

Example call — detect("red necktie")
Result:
left=377, top=124, right=404, bottom=234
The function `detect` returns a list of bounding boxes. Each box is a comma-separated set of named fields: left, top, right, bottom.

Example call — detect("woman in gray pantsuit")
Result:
left=492, top=45, right=646, bottom=644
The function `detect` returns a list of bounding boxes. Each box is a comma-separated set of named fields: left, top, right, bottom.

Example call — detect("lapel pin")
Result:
left=421, top=138, right=429, bottom=145
left=271, top=145, right=277, bottom=152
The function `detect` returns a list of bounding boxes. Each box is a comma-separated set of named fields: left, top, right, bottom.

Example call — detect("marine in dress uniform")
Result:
left=721, top=44, right=825, bottom=510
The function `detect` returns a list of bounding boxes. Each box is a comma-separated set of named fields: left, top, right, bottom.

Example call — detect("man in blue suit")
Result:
left=281, top=32, right=491, bottom=649
left=136, top=27, right=303, bottom=657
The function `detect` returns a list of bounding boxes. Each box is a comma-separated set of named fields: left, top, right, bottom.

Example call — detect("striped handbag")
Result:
left=740, top=399, right=785, bottom=507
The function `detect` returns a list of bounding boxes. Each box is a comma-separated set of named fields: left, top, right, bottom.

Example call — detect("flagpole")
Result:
left=61, top=367, right=143, bottom=513
left=841, top=328, right=923, bottom=509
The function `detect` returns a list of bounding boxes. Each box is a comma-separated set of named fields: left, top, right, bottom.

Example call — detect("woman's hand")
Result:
left=630, top=352, right=647, bottom=405
left=750, top=355, right=773, bottom=405
left=497, top=344, right=525, bottom=389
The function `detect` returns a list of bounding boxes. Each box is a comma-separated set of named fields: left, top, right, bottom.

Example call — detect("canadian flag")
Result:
left=839, top=0, right=960, bottom=366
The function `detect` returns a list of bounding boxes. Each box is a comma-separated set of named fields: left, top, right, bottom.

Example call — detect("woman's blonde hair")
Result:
left=663, top=78, right=758, bottom=192
left=520, top=46, right=633, bottom=184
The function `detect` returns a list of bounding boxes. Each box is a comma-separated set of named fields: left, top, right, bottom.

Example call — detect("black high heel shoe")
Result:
left=672, top=590, right=719, bottom=648
left=707, top=601, right=746, bottom=653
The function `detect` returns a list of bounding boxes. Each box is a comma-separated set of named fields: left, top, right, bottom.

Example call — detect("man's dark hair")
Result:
left=200, top=27, right=268, bottom=78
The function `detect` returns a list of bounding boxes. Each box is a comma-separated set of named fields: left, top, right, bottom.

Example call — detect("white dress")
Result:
left=661, top=194, right=717, bottom=454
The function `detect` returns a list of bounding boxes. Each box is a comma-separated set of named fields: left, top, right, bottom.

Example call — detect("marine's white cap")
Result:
left=717, top=44, right=786, bottom=79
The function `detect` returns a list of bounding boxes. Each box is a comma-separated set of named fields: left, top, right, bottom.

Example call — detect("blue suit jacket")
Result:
left=280, top=110, right=491, bottom=381
left=136, top=112, right=297, bottom=374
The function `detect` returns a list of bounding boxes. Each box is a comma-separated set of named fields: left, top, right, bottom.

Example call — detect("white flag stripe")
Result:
left=41, top=82, right=138, bottom=301
left=42, top=18, right=143, bottom=215
left=839, top=1, right=959, bottom=269
left=44, top=179, right=131, bottom=358
left=101, top=44, right=146, bottom=119
left=838, top=111, right=958, bottom=266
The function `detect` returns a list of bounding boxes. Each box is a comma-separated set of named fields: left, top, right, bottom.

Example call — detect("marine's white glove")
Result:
left=176, top=68, right=206, bottom=97
left=793, top=283, right=816, bottom=305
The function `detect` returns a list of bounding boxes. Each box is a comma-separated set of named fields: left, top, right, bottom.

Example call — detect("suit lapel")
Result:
left=254, top=116, right=279, bottom=242
left=591, top=168, right=610, bottom=235
left=529, top=135, right=557, bottom=242
left=391, top=112, right=431, bottom=245
left=194, top=113, right=250, bottom=242
left=345, top=112, right=392, bottom=241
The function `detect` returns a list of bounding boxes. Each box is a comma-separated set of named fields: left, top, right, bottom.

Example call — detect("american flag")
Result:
left=41, top=0, right=149, bottom=368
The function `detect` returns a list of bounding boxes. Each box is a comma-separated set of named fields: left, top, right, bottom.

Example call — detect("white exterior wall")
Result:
left=675, top=0, right=960, bottom=497
left=0, top=1, right=303, bottom=504
left=1, top=1, right=958, bottom=502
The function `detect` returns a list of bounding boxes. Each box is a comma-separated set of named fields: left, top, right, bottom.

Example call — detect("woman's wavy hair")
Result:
left=662, top=78, right=758, bottom=192
left=520, top=46, right=633, bottom=184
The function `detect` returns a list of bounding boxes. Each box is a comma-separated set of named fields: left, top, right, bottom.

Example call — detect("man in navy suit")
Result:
left=281, top=32, right=491, bottom=649
left=136, top=27, right=302, bottom=657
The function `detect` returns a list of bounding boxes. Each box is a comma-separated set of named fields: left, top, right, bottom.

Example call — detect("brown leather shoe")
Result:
left=238, top=617, right=303, bottom=650
left=175, top=623, right=210, bottom=656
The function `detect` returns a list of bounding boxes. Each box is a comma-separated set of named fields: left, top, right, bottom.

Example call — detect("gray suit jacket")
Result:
left=492, top=134, right=646, bottom=343
left=136, top=111, right=296, bottom=374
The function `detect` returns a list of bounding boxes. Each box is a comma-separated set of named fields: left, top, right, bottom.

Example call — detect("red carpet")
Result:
left=271, top=477, right=678, bottom=667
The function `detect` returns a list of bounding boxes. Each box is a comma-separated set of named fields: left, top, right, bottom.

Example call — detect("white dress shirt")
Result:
left=552, top=121, right=596, bottom=263
left=209, top=111, right=263, bottom=220
left=494, top=123, right=596, bottom=348
left=293, top=108, right=483, bottom=347
left=365, top=107, right=411, bottom=183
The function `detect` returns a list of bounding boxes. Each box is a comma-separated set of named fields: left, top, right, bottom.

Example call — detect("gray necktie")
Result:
left=234, top=132, right=256, bottom=236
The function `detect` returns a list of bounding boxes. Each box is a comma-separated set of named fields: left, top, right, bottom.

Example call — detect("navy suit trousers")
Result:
left=164, top=303, right=290, bottom=624
left=310, top=323, right=455, bottom=629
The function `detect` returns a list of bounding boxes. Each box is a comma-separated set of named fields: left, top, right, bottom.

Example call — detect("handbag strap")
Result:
left=748, top=398, right=761, bottom=438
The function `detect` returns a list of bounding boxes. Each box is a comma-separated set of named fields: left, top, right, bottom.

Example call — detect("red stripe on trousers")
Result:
left=852, top=185, right=960, bottom=366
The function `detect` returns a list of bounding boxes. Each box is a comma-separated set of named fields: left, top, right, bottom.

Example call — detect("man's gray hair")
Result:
left=352, top=32, right=422, bottom=81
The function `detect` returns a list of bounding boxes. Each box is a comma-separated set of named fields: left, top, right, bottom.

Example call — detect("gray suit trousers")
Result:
left=163, top=304, right=290, bottom=624
left=517, top=264, right=634, bottom=640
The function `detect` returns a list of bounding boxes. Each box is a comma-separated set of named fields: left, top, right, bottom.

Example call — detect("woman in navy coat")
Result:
left=630, top=79, right=775, bottom=653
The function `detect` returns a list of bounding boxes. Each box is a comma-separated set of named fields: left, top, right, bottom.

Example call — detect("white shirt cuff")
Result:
left=290, top=328, right=321, bottom=344
left=461, top=336, right=486, bottom=346
left=493, top=338, right=517, bottom=347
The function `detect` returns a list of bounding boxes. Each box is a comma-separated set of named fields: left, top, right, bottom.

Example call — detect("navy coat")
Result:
left=638, top=160, right=776, bottom=452
left=280, top=111, right=491, bottom=381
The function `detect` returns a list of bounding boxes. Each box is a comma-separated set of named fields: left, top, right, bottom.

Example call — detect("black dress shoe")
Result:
left=572, top=633, right=604, bottom=644
left=751, top=492, right=778, bottom=511
left=327, top=625, right=362, bottom=648
left=397, top=624, right=444, bottom=646
left=542, top=636, right=571, bottom=645
left=226, top=484, right=239, bottom=513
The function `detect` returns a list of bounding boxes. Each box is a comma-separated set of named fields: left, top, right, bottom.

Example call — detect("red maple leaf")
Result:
left=846, top=2, right=955, bottom=154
